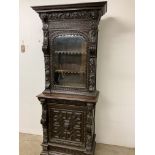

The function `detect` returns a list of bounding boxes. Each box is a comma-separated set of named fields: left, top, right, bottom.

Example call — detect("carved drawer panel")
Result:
left=48, top=104, right=85, bottom=148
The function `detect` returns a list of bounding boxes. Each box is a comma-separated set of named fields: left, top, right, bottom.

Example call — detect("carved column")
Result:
left=88, top=57, right=96, bottom=91
left=40, top=99, right=48, bottom=155
left=88, top=10, right=102, bottom=92
left=86, top=103, right=95, bottom=153
left=88, top=29, right=98, bottom=92
left=39, top=13, right=51, bottom=93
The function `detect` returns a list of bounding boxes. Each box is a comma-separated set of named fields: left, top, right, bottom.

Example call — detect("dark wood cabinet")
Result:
left=32, top=1, right=107, bottom=155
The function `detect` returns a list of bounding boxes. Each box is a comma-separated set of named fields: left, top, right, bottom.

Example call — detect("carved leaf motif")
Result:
left=89, top=58, right=96, bottom=91
left=46, top=10, right=100, bottom=20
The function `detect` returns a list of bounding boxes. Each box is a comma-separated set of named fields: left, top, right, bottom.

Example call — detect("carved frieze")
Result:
left=39, top=10, right=101, bottom=21
left=49, top=20, right=93, bottom=30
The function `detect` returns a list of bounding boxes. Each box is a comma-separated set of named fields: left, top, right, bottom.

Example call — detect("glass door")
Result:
left=53, top=35, right=87, bottom=89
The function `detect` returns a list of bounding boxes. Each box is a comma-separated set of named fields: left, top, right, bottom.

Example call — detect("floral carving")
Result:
left=89, top=58, right=96, bottom=91
left=47, top=10, right=100, bottom=20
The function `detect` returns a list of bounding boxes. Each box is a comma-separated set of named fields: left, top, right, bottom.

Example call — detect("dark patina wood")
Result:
left=32, top=2, right=107, bottom=155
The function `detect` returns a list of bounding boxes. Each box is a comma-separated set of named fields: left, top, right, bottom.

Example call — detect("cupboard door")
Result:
left=48, top=103, right=86, bottom=148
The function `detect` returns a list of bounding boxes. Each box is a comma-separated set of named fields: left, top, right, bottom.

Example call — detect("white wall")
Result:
left=19, top=0, right=135, bottom=148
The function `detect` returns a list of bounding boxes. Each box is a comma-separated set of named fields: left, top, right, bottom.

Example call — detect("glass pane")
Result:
left=53, top=35, right=87, bottom=88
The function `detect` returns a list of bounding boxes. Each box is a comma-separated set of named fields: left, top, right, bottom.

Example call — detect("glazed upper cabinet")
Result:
left=32, top=1, right=107, bottom=94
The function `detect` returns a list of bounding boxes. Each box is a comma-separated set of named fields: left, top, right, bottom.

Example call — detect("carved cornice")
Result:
left=32, top=1, right=107, bottom=15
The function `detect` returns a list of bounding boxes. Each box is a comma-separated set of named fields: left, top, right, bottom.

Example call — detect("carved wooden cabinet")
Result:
left=32, top=1, right=107, bottom=155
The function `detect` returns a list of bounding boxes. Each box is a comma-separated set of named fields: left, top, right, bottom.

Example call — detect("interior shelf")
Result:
left=55, top=69, right=85, bottom=74
left=54, top=84, right=85, bottom=88
left=55, top=50, right=86, bottom=55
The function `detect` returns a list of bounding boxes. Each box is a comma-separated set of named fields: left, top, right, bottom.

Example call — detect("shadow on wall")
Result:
left=97, top=16, right=134, bottom=102
left=96, top=16, right=134, bottom=144
left=99, top=17, right=133, bottom=35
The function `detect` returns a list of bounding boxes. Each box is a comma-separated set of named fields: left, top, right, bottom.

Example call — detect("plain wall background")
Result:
left=19, top=0, right=135, bottom=148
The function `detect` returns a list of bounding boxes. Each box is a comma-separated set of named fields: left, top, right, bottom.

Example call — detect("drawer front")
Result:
left=48, top=103, right=86, bottom=148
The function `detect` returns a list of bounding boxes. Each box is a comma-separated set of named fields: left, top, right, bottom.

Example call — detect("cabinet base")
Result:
left=38, top=93, right=97, bottom=155
left=41, top=142, right=96, bottom=155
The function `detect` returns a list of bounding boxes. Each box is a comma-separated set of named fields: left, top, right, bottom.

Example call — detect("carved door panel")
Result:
left=48, top=103, right=86, bottom=148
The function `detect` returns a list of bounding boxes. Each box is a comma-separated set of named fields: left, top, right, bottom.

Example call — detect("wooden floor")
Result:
left=19, top=133, right=135, bottom=155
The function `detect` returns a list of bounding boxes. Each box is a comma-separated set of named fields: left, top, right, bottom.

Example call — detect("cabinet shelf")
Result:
left=55, top=69, right=85, bottom=74
left=55, top=50, right=86, bottom=55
